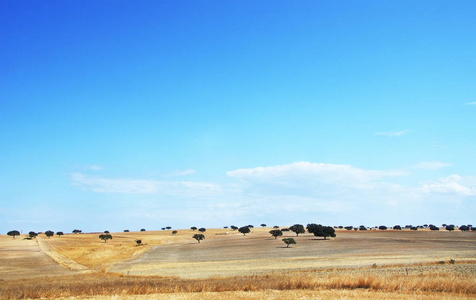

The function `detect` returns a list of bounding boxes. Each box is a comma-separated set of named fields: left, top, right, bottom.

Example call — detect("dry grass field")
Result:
left=0, top=227, right=475, bottom=299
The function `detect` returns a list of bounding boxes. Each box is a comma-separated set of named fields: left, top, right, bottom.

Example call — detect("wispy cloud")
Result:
left=465, top=102, right=476, bottom=105
left=70, top=172, right=221, bottom=196
left=375, top=130, right=409, bottom=137
left=412, top=161, right=451, bottom=170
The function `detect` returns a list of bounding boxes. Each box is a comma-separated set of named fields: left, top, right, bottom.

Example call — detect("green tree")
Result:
left=269, top=229, right=282, bottom=239
left=172, top=230, right=178, bottom=235
left=45, top=230, right=54, bottom=238
left=282, top=238, right=296, bottom=248
left=261, top=223, right=267, bottom=227
left=29, top=231, right=38, bottom=238
left=193, top=233, right=205, bottom=243
left=140, top=229, right=146, bottom=232
left=307, top=223, right=336, bottom=240
left=56, top=231, right=64, bottom=237
left=198, top=228, right=206, bottom=233
left=7, top=230, right=20, bottom=239
left=238, top=226, right=251, bottom=236
left=191, top=227, right=197, bottom=231
left=99, top=234, right=112, bottom=243
left=459, top=225, right=470, bottom=231
left=289, top=224, right=305, bottom=236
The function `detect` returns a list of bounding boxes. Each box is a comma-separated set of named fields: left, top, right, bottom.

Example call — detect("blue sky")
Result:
left=1, top=1, right=475, bottom=233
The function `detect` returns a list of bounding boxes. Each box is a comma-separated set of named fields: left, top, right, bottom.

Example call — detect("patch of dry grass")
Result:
left=1, top=263, right=474, bottom=299
left=38, top=230, right=187, bottom=270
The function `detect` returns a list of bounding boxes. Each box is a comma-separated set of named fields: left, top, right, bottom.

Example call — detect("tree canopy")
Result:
left=238, top=226, right=251, bottom=236
left=282, top=238, right=296, bottom=248
left=99, top=234, right=112, bottom=243
left=307, top=223, right=336, bottom=240
left=193, top=233, right=205, bottom=243
left=269, top=229, right=282, bottom=239
left=45, top=230, right=54, bottom=238
left=7, top=230, right=20, bottom=239
left=289, top=224, right=305, bottom=236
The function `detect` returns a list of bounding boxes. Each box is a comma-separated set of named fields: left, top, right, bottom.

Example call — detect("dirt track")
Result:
left=109, top=230, right=476, bottom=278
left=0, top=236, right=82, bottom=280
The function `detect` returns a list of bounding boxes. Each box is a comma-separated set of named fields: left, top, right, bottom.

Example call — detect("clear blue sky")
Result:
left=1, top=1, right=475, bottom=233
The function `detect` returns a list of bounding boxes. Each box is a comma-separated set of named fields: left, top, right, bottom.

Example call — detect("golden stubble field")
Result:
left=0, top=227, right=475, bottom=299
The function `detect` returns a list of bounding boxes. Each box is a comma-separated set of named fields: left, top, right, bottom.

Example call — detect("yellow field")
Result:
left=0, top=227, right=475, bottom=299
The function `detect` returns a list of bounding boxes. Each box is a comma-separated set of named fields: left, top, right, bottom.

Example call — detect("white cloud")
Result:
left=375, top=130, right=408, bottom=137
left=421, top=175, right=476, bottom=196
left=70, top=172, right=222, bottom=196
left=412, top=161, right=451, bottom=170
left=227, top=162, right=405, bottom=187
left=465, top=102, right=476, bottom=105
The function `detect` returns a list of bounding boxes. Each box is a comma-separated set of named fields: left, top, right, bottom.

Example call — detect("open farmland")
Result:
left=109, top=228, right=476, bottom=278
left=0, top=227, right=475, bottom=299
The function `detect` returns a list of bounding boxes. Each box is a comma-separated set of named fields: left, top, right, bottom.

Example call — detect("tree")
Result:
left=344, top=226, right=353, bottom=231
left=289, top=224, right=305, bottom=236
left=104, top=230, right=110, bottom=233
left=230, top=225, right=238, bottom=230
left=239, top=226, right=251, bottom=236
left=72, top=229, right=82, bottom=234
left=445, top=225, right=455, bottom=231
left=269, top=229, right=282, bottom=239
left=273, top=225, right=280, bottom=229
left=193, top=234, right=205, bottom=243
left=136, top=239, right=142, bottom=245
left=393, top=225, right=402, bottom=230
left=247, top=225, right=254, bottom=228
left=56, top=231, right=64, bottom=237
left=282, top=238, right=296, bottom=248
left=45, top=230, right=54, bottom=238
left=7, top=230, right=20, bottom=239
left=172, top=230, right=178, bottom=235
left=261, top=224, right=267, bottom=227
left=99, top=234, right=112, bottom=243
left=379, top=225, right=387, bottom=230
left=307, top=223, right=336, bottom=240
left=429, top=225, right=439, bottom=231
left=410, top=227, right=418, bottom=231
left=29, top=231, right=38, bottom=238
left=124, top=230, right=130, bottom=232
left=166, top=226, right=172, bottom=230
left=161, top=228, right=166, bottom=230
left=459, top=225, right=470, bottom=231
left=191, top=227, right=197, bottom=231
left=140, top=229, right=146, bottom=232
left=359, top=225, right=367, bottom=231
left=198, top=228, right=206, bottom=233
